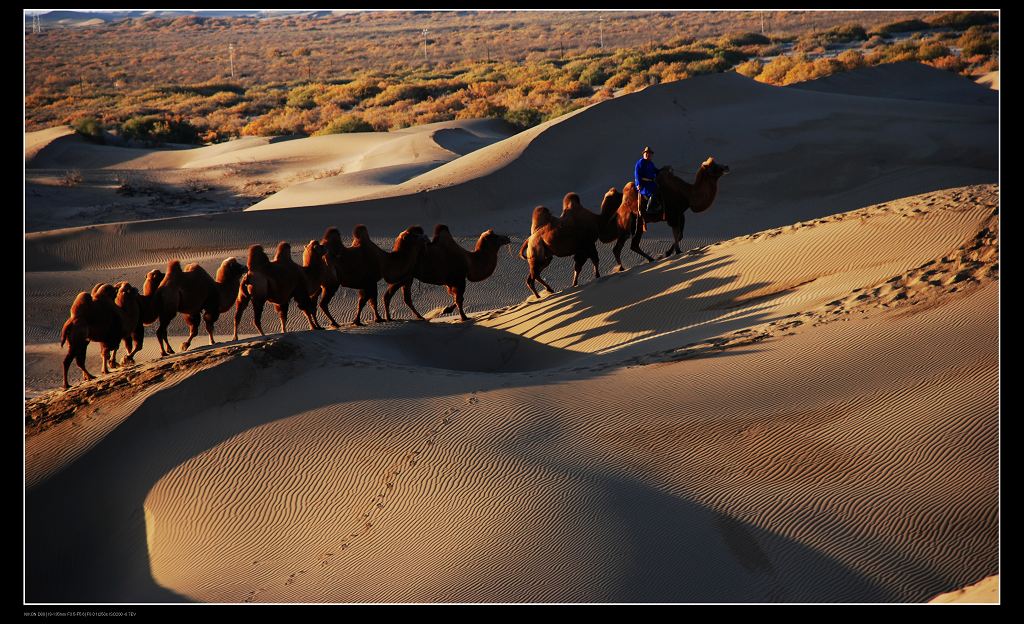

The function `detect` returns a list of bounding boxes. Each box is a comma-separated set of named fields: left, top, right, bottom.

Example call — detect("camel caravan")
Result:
left=60, top=156, right=728, bottom=389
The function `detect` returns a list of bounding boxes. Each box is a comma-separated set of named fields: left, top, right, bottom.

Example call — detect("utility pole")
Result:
left=229, top=43, right=235, bottom=79
left=599, top=17, right=604, bottom=49
left=422, top=28, right=429, bottom=63
left=760, top=11, right=764, bottom=34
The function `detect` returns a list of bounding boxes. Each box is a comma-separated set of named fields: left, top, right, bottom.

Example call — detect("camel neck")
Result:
left=691, top=169, right=719, bottom=211
left=467, top=246, right=499, bottom=282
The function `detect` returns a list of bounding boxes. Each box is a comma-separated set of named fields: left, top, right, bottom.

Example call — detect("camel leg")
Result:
left=367, top=284, right=383, bottom=323
left=453, top=282, right=469, bottom=321
left=402, top=283, right=425, bottom=321
left=572, top=252, right=587, bottom=287
left=233, top=294, right=250, bottom=341
left=319, top=285, right=341, bottom=329
left=275, top=303, right=288, bottom=334
left=251, top=298, right=266, bottom=336
left=75, top=342, right=94, bottom=385
left=526, top=275, right=541, bottom=299
left=180, top=313, right=201, bottom=351
left=204, top=310, right=218, bottom=346
left=63, top=342, right=87, bottom=390
left=613, top=234, right=628, bottom=271
left=382, top=282, right=398, bottom=321
left=537, top=273, right=555, bottom=294
left=588, top=243, right=600, bottom=279
left=294, top=290, right=321, bottom=330
left=125, top=321, right=144, bottom=364
left=100, top=345, right=111, bottom=374
left=631, top=227, right=655, bottom=263
left=156, top=314, right=175, bottom=356
left=668, top=215, right=685, bottom=256
left=354, top=290, right=368, bottom=326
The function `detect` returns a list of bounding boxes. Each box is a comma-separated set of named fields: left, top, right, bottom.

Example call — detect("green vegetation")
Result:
left=26, top=11, right=998, bottom=140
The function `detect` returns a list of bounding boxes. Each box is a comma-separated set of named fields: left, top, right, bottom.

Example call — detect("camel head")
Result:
left=217, top=257, right=246, bottom=283
left=247, top=244, right=271, bottom=270
left=700, top=156, right=730, bottom=179
left=143, top=269, right=165, bottom=296
left=115, top=281, right=139, bottom=307
left=476, top=228, right=511, bottom=251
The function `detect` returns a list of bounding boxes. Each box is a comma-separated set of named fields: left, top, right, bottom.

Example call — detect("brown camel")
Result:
left=60, top=282, right=138, bottom=389
left=519, top=192, right=614, bottom=299
left=299, top=239, right=337, bottom=326
left=233, top=242, right=322, bottom=339
left=610, top=157, right=730, bottom=270
left=153, top=257, right=247, bottom=353
left=383, top=225, right=511, bottom=321
left=120, top=268, right=164, bottom=364
left=317, top=225, right=427, bottom=326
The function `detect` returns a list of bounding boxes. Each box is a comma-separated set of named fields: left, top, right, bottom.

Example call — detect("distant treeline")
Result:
left=26, top=10, right=997, bottom=144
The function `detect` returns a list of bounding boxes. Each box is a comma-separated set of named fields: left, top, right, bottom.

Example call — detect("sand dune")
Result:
left=25, top=66, right=996, bottom=275
left=25, top=185, right=998, bottom=602
left=790, top=61, right=998, bottom=106
left=24, top=62, right=998, bottom=603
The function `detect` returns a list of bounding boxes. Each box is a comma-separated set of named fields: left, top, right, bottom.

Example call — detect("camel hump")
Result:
left=274, top=241, right=294, bottom=262
left=703, top=156, right=715, bottom=166
left=247, top=244, right=269, bottom=269
left=353, top=224, right=369, bottom=240
left=432, top=224, right=450, bottom=241
left=92, top=283, right=117, bottom=300
left=184, top=262, right=201, bottom=272
left=167, top=259, right=182, bottom=274
left=563, top=192, right=582, bottom=211
left=323, top=226, right=341, bottom=242
left=70, top=291, right=93, bottom=315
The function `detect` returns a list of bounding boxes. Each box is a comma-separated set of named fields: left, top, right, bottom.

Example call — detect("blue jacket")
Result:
left=635, top=158, right=659, bottom=197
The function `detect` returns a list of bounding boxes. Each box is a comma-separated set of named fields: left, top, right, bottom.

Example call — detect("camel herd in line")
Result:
left=59, top=157, right=728, bottom=389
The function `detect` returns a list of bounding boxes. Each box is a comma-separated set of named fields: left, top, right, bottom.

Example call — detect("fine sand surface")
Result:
left=975, top=71, right=999, bottom=92
left=929, top=575, right=999, bottom=603
left=25, top=62, right=998, bottom=603
left=26, top=185, right=998, bottom=603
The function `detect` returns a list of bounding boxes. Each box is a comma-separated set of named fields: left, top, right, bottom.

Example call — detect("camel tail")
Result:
left=518, top=238, right=529, bottom=260
left=60, top=318, right=72, bottom=347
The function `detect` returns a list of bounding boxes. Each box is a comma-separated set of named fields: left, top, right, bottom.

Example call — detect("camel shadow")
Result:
left=487, top=251, right=787, bottom=361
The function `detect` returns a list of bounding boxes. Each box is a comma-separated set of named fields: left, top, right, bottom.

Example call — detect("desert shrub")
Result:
left=756, top=55, right=796, bottom=85
left=316, top=114, right=374, bottom=134
left=503, top=107, right=543, bottom=131
left=286, top=83, right=325, bottom=109
left=926, top=11, right=998, bottom=28
left=455, top=98, right=507, bottom=121
left=957, top=26, right=998, bottom=57
left=720, top=32, right=770, bottom=47
left=687, top=57, right=729, bottom=76
left=734, top=59, right=763, bottom=79
left=824, top=24, right=868, bottom=43
left=605, top=72, right=631, bottom=89
left=71, top=116, right=104, bottom=143
left=836, top=49, right=867, bottom=69
left=925, top=55, right=965, bottom=73
left=121, top=114, right=200, bottom=144
left=874, top=19, right=929, bottom=35
left=578, top=63, right=610, bottom=86
left=917, top=42, right=950, bottom=61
